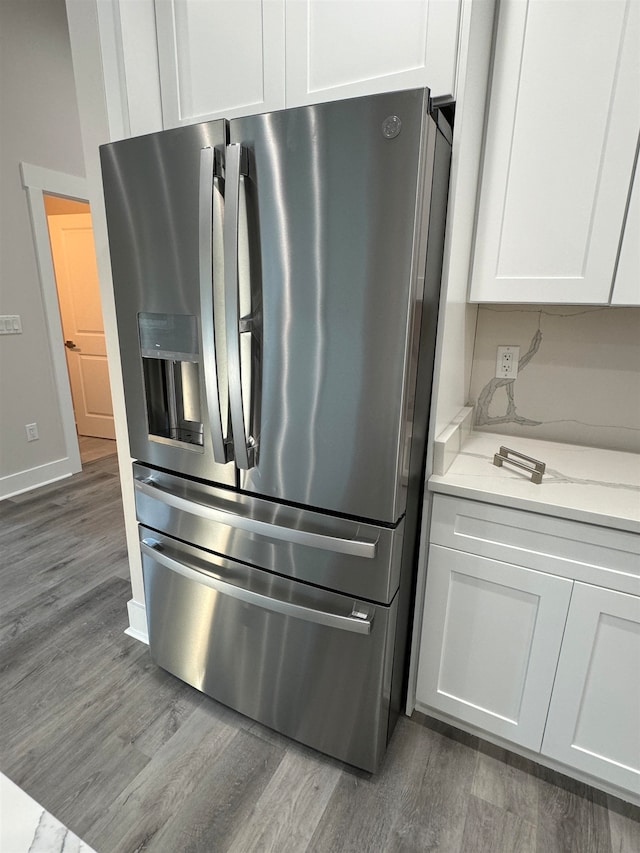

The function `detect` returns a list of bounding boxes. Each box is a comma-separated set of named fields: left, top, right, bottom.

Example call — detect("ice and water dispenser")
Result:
left=138, top=313, right=203, bottom=447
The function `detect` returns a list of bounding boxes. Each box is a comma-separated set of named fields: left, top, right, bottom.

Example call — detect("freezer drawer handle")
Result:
left=135, top=477, right=378, bottom=558
left=199, top=145, right=230, bottom=463
left=224, top=142, right=257, bottom=470
left=140, top=540, right=374, bottom=635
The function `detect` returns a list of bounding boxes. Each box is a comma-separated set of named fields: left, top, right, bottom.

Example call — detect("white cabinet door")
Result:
left=155, top=0, right=285, bottom=126
left=416, top=545, right=572, bottom=750
left=542, top=583, right=640, bottom=796
left=469, top=0, right=640, bottom=303
left=611, top=155, right=640, bottom=305
left=285, top=0, right=462, bottom=107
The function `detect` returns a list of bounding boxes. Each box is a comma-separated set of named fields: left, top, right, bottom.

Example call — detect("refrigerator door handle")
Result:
left=224, top=142, right=256, bottom=470
left=140, top=539, right=374, bottom=635
left=199, top=146, right=230, bottom=463
left=135, top=477, right=378, bottom=558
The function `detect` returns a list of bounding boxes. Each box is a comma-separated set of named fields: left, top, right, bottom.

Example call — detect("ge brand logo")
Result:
left=381, top=115, right=402, bottom=139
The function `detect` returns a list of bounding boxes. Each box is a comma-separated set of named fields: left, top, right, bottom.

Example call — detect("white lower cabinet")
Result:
left=542, top=583, right=640, bottom=794
left=416, top=545, right=572, bottom=750
left=416, top=495, right=640, bottom=802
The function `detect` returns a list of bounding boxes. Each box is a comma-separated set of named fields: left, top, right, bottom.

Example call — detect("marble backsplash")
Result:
left=468, top=305, right=640, bottom=454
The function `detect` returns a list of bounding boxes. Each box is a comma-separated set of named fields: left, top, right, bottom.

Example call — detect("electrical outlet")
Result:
left=495, top=345, right=520, bottom=379
left=25, top=423, right=39, bottom=442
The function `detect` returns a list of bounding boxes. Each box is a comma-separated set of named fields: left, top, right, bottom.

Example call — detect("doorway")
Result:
left=44, top=193, right=116, bottom=465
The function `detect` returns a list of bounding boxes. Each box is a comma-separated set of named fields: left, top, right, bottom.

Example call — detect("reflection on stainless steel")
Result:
left=100, top=89, right=452, bottom=772
left=141, top=539, right=374, bottom=634
left=136, top=475, right=378, bottom=558
left=231, top=95, right=434, bottom=522
left=140, top=526, right=390, bottom=772
left=134, top=462, right=401, bottom=603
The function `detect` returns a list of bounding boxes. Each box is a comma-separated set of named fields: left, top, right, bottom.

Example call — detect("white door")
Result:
left=415, top=544, right=573, bottom=750
left=48, top=213, right=115, bottom=440
left=542, top=582, right=640, bottom=797
left=469, top=0, right=640, bottom=303
left=285, top=0, right=462, bottom=107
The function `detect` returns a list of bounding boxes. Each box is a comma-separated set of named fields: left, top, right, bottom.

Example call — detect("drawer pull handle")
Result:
left=493, top=446, right=546, bottom=484
left=141, top=540, right=373, bottom=635
left=135, top=477, right=378, bottom=558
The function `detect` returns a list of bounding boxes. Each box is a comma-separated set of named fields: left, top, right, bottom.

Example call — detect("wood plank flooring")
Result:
left=78, top=434, right=117, bottom=465
left=1, top=456, right=638, bottom=852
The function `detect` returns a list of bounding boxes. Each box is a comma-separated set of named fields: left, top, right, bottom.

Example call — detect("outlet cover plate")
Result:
left=496, top=345, right=520, bottom=379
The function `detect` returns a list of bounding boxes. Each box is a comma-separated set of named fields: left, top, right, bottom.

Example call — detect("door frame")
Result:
left=20, top=162, right=88, bottom=476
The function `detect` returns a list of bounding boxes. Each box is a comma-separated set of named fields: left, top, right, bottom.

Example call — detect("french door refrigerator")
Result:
left=100, top=88, right=452, bottom=772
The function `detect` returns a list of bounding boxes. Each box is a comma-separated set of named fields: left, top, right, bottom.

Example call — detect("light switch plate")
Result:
left=0, top=315, right=22, bottom=334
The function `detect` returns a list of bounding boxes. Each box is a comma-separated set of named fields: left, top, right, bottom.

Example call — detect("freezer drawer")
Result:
left=134, top=463, right=404, bottom=604
left=140, top=526, right=397, bottom=772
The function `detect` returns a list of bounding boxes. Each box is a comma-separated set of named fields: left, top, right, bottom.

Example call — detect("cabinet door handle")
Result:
left=493, top=446, right=546, bottom=483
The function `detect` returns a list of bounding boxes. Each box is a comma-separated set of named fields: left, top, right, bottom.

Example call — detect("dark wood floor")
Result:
left=1, top=456, right=638, bottom=852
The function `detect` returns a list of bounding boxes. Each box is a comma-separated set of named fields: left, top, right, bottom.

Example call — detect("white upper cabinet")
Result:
left=154, top=0, right=286, bottom=125
left=611, top=156, right=640, bottom=305
left=469, top=0, right=640, bottom=304
left=285, top=0, right=462, bottom=107
left=113, top=1, right=463, bottom=132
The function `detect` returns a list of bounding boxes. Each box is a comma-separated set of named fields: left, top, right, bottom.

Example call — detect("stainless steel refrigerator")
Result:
left=100, top=88, right=452, bottom=772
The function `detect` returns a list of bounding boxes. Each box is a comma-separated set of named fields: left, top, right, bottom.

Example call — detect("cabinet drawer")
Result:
left=430, top=495, right=640, bottom=595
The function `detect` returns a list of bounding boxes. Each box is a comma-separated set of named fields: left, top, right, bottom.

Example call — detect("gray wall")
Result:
left=0, top=0, right=85, bottom=484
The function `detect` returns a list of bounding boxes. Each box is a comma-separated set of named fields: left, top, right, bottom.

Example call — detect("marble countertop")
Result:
left=429, top=432, right=640, bottom=534
left=0, top=773, right=96, bottom=853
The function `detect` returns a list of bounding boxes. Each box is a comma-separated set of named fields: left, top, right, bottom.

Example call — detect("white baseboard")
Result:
left=125, top=598, right=148, bottom=645
left=0, top=457, right=78, bottom=501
